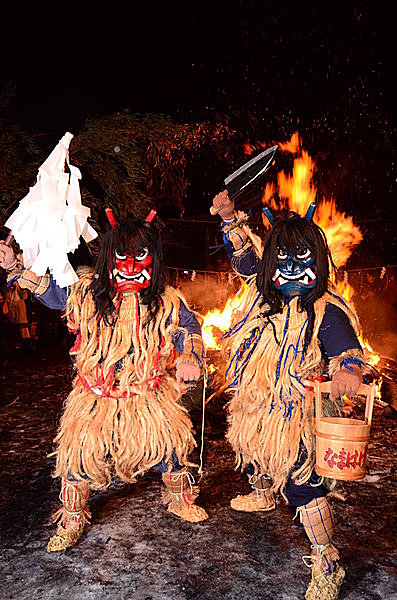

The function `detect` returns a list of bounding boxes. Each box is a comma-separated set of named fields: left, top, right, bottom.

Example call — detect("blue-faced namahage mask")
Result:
left=272, top=245, right=317, bottom=297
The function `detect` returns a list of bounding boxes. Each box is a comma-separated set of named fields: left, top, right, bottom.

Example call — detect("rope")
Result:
left=198, top=375, right=207, bottom=476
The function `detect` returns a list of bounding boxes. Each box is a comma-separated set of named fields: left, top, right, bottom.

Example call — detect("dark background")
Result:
left=0, top=1, right=396, bottom=259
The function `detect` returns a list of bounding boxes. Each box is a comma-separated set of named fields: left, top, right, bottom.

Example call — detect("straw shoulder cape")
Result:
left=225, top=282, right=362, bottom=498
left=53, top=269, right=200, bottom=489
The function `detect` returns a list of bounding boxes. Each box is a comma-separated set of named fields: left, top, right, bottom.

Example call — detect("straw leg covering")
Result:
left=47, top=478, right=90, bottom=552
left=230, top=473, right=276, bottom=512
left=53, top=377, right=195, bottom=489
left=162, top=470, right=208, bottom=523
left=298, top=497, right=345, bottom=600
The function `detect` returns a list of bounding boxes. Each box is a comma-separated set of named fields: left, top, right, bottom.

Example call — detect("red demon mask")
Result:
left=112, top=247, right=153, bottom=293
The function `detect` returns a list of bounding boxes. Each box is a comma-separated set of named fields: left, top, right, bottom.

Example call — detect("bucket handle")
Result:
left=314, top=380, right=376, bottom=426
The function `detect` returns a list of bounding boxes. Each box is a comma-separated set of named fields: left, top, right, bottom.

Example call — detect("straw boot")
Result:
left=230, top=474, right=276, bottom=512
left=162, top=469, right=208, bottom=523
left=47, top=478, right=91, bottom=552
left=298, top=497, right=345, bottom=600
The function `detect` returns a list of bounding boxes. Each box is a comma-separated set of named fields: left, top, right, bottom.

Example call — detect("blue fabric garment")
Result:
left=38, top=276, right=68, bottom=310
left=170, top=301, right=202, bottom=354
left=227, top=244, right=259, bottom=277
left=152, top=450, right=183, bottom=473
left=318, top=302, right=361, bottom=359
left=245, top=450, right=328, bottom=507
left=230, top=247, right=260, bottom=278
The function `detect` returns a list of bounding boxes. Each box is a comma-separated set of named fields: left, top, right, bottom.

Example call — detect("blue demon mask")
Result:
left=272, top=245, right=317, bottom=297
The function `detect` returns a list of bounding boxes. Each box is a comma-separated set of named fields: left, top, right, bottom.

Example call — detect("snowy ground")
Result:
left=0, top=340, right=396, bottom=600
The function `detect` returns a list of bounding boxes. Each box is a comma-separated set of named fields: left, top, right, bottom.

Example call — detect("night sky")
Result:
left=0, top=2, right=396, bottom=227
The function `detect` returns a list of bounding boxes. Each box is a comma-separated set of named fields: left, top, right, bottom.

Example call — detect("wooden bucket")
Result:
left=314, top=380, right=375, bottom=481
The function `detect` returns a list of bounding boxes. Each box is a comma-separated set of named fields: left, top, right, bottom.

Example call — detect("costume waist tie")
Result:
left=77, top=371, right=165, bottom=398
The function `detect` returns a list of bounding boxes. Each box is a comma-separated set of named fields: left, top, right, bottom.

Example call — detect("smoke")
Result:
left=173, top=272, right=241, bottom=313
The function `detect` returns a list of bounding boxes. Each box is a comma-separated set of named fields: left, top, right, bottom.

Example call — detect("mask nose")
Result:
left=286, top=257, right=294, bottom=272
left=123, top=257, right=136, bottom=274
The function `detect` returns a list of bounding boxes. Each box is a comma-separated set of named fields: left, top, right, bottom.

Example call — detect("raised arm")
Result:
left=0, top=241, right=67, bottom=311
left=211, top=190, right=260, bottom=278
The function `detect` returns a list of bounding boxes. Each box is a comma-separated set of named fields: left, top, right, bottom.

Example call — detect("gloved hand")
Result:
left=176, top=361, right=201, bottom=383
left=212, top=190, right=235, bottom=220
left=0, top=241, right=17, bottom=271
left=330, top=367, right=361, bottom=400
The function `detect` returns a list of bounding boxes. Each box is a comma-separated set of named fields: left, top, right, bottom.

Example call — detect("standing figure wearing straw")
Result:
left=0, top=134, right=208, bottom=552
left=211, top=190, right=367, bottom=600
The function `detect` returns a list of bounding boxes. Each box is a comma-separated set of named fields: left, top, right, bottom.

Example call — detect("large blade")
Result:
left=225, top=144, right=278, bottom=201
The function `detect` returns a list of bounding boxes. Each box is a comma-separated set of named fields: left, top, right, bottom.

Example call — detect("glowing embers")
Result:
left=113, top=247, right=153, bottom=292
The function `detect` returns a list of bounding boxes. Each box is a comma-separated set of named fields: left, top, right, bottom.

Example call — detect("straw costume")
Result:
left=0, top=211, right=208, bottom=553
left=211, top=190, right=364, bottom=600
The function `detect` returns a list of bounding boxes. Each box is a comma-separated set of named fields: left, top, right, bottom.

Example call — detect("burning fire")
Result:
left=263, top=132, right=363, bottom=269
left=202, top=284, right=248, bottom=350
left=203, top=132, right=381, bottom=389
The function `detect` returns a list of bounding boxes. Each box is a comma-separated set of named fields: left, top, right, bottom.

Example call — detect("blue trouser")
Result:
left=68, top=449, right=183, bottom=481
left=245, top=448, right=328, bottom=508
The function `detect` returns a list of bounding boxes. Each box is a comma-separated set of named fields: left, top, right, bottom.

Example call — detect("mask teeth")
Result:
left=306, top=267, right=316, bottom=279
left=141, top=269, right=151, bottom=280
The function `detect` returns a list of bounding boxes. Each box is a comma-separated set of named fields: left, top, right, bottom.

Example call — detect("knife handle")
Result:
left=209, top=205, right=221, bottom=216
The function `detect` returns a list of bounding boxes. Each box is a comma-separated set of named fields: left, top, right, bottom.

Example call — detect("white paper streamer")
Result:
left=5, top=132, right=97, bottom=287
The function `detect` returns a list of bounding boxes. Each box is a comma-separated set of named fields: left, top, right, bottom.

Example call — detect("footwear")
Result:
left=299, top=497, right=345, bottom=599
left=230, top=489, right=276, bottom=512
left=47, top=479, right=90, bottom=552
left=230, top=473, right=276, bottom=512
left=47, top=520, right=87, bottom=552
left=162, top=469, right=208, bottom=523
left=305, top=563, right=345, bottom=599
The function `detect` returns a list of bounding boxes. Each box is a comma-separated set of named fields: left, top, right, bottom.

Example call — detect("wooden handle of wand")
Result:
left=5, top=232, right=14, bottom=246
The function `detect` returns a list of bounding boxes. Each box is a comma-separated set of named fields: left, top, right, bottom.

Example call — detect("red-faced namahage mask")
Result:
left=112, top=247, right=153, bottom=293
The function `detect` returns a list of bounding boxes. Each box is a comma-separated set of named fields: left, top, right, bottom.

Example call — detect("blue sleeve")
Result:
left=171, top=302, right=201, bottom=354
left=230, top=247, right=261, bottom=278
left=221, top=217, right=260, bottom=277
left=318, top=303, right=362, bottom=359
left=37, top=276, right=68, bottom=310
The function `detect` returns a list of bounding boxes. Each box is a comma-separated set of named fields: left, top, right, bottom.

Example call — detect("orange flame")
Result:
left=263, top=132, right=363, bottom=269
left=202, top=284, right=248, bottom=350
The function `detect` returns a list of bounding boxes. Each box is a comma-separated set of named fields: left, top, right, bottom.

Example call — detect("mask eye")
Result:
left=278, top=248, right=288, bottom=260
left=115, top=250, right=126, bottom=260
left=135, top=247, right=149, bottom=261
left=296, top=248, right=311, bottom=259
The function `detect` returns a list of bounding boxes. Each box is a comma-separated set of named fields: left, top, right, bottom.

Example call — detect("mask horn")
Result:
left=145, top=209, right=157, bottom=223
left=305, top=203, right=316, bottom=222
left=105, top=208, right=117, bottom=229
left=262, top=206, right=275, bottom=226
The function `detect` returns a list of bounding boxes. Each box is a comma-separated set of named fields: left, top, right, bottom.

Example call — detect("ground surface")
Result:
left=0, top=338, right=396, bottom=600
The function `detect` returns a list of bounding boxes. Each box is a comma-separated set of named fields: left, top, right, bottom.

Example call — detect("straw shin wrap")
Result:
left=225, top=283, right=361, bottom=500
left=54, top=270, right=196, bottom=489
